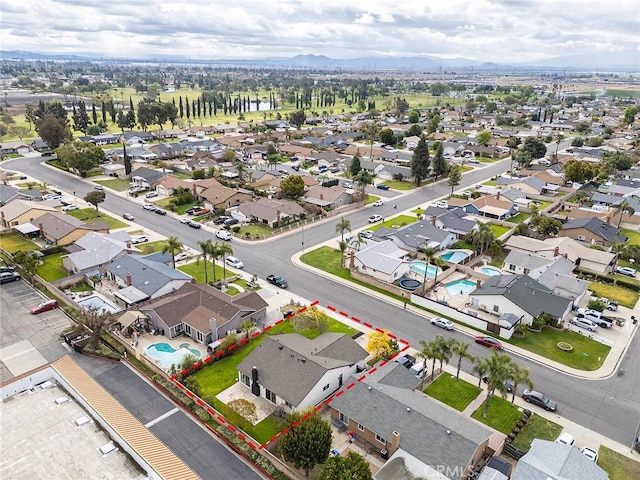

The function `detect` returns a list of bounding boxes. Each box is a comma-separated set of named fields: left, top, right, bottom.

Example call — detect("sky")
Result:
left=1, top=0, right=639, bottom=65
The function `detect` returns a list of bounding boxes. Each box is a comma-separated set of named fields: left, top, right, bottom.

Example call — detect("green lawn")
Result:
left=0, top=233, right=39, bottom=253
left=489, top=224, right=511, bottom=237
left=136, top=240, right=167, bottom=254
left=509, top=328, right=610, bottom=370
left=511, top=413, right=563, bottom=451
left=178, top=260, right=234, bottom=284
left=482, top=180, right=497, bottom=186
left=423, top=373, right=481, bottom=412
left=36, top=252, right=68, bottom=282
left=507, top=212, right=530, bottom=224
left=94, top=178, right=129, bottom=192
left=471, top=395, right=523, bottom=434
left=369, top=214, right=418, bottom=231
left=378, top=180, right=415, bottom=191
left=589, top=283, right=639, bottom=309
left=301, top=246, right=349, bottom=279
left=598, top=445, right=640, bottom=480
left=237, top=223, right=273, bottom=239
left=66, top=208, right=128, bottom=229
left=621, top=229, right=640, bottom=246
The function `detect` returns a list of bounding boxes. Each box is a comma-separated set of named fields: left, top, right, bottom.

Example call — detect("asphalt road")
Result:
left=6, top=154, right=640, bottom=447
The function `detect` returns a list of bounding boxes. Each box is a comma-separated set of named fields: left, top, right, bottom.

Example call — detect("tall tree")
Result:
left=452, top=340, right=473, bottom=381
left=354, top=170, right=373, bottom=200
left=36, top=114, right=72, bottom=149
left=508, top=363, right=533, bottom=405
left=477, top=130, right=492, bottom=147
left=418, top=339, right=438, bottom=382
left=411, top=135, right=430, bottom=187
left=218, top=241, right=234, bottom=287
left=481, top=350, right=513, bottom=419
left=162, top=236, right=184, bottom=269
left=431, top=142, right=448, bottom=181
left=83, top=190, right=105, bottom=212
left=349, top=155, right=362, bottom=177
left=278, top=411, right=332, bottom=477
left=466, top=223, right=495, bottom=254
left=447, top=165, right=462, bottom=196
left=290, top=109, right=306, bottom=128
left=72, top=101, right=90, bottom=133
left=335, top=217, right=351, bottom=243
left=612, top=199, right=635, bottom=228
left=280, top=175, right=305, bottom=200
left=198, top=239, right=214, bottom=285
left=91, top=104, right=98, bottom=124
left=418, top=245, right=438, bottom=289
left=320, top=452, right=372, bottom=480
left=57, top=141, right=105, bottom=177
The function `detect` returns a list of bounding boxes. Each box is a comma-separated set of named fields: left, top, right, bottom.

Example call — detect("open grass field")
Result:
left=423, top=373, right=481, bottom=412
left=95, top=178, right=129, bottom=191
left=489, top=224, right=511, bottom=237
left=66, top=208, right=128, bottom=229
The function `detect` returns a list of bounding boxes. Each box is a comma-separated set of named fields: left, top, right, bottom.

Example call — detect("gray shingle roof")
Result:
left=105, top=254, right=191, bottom=296
left=562, top=217, right=626, bottom=243
left=503, top=250, right=554, bottom=271
left=381, top=220, right=453, bottom=250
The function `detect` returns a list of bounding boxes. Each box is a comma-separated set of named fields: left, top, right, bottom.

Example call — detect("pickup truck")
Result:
left=266, top=274, right=288, bottom=289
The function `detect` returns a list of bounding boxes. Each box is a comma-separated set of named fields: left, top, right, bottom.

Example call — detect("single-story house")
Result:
left=237, top=333, right=368, bottom=411
left=234, top=198, right=305, bottom=228
left=301, top=185, right=353, bottom=210
left=200, top=184, right=253, bottom=212
left=560, top=216, right=627, bottom=246
left=351, top=240, right=411, bottom=284
left=31, top=212, right=109, bottom=246
left=422, top=207, right=479, bottom=238
left=0, top=199, right=56, bottom=227
left=61, top=231, right=137, bottom=274
left=465, top=195, right=518, bottom=220
left=378, top=220, right=457, bottom=252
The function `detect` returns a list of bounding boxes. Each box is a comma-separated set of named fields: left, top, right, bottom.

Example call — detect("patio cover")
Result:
left=113, top=286, right=149, bottom=305
left=14, top=223, right=40, bottom=234
left=117, top=310, right=148, bottom=328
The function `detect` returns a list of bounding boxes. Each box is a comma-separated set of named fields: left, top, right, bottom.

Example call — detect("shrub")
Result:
left=587, top=299, right=606, bottom=312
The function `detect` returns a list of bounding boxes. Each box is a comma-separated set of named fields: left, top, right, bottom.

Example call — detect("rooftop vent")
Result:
left=99, top=442, right=118, bottom=455
left=74, top=416, right=91, bottom=427
left=54, top=396, right=69, bottom=405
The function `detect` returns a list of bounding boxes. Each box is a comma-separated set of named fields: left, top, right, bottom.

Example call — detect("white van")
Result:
left=409, top=361, right=426, bottom=378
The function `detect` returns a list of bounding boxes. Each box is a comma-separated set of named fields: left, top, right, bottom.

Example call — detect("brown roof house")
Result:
left=201, top=184, right=253, bottom=211
left=237, top=332, right=368, bottom=411
left=302, top=185, right=353, bottom=210
left=34, top=212, right=109, bottom=246
left=0, top=199, right=56, bottom=228
left=140, top=282, right=268, bottom=347
left=234, top=198, right=305, bottom=228
left=464, top=193, right=518, bottom=220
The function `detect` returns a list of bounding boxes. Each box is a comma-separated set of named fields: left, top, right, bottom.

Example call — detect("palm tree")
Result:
left=434, top=335, right=455, bottom=375
left=335, top=217, right=351, bottom=243
left=354, top=170, right=374, bottom=200
left=481, top=350, right=513, bottom=419
left=472, top=357, right=490, bottom=388
left=452, top=340, right=474, bottom=381
left=553, top=134, right=564, bottom=163
left=419, top=245, right=439, bottom=291
left=217, top=242, right=234, bottom=287
left=338, top=240, right=348, bottom=267
left=197, top=239, right=214, bottom=285
left=612, top=199, right=635, bottom=228
left=362, top=120, right=380, bottom=160
left=162, top=236, right=184, bottom=269
left=209, top=242, right=223, bottom=285
left=467, top=223, right=495, bottom=254
left=352, top=232, right=365, bottom=251
left=508, top=363, right=534, bottom=405
left=418, top=340, right=438, bottom=385
left=235, top=161, right=247, bottom=183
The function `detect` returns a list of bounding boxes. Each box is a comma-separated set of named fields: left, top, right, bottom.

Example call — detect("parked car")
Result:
left=606, top=300, right=619, bottom=311
left=0, top=271, right=21, bottom=284
left=368, top=214, right=383, bottom=223
left=395, top=354, right=415, bottom=369
left=555, top=432, right=575, bottom=445
left=409, top=361, right=426, bottom=378
left=145, top=191, right=159, bottom=199
left=435, top=200, right=448, bottom=209
left=0, top=265, right=15, bottom=273
left=615, top=266, right=637, bottom=277
left=372, top=199, right=384, bottom=207
left=482, top=375, right=515, bottom=393
left=214, top=216, right=231, bottom=225
left=581, top=446, right=598, bottom=462
left=94, top=184, right=104, bottom=190
left=225, top=256, right=244, bottom=269
left=143, top=203, right=156, bottom=211
left=42, top=193, right=62, bottom=201
left=634, top=436, right=640, bottom=453
left=131, top=235, right=149, bottom=244
left=576, top=308, right=612, bottom=327
left=360, top=230, right=375, bottom=240
left=174, top=252, right=190, bottom=262
left=154, top=208, right=167, bottom=215
left=224, top=218, right=240, bottom=226
left=62, top=204, right=79, bottom=212
left=192, top=208, right=210, bottom=216
left=185, top=206, right=202, bottom=215
left=431, top=317, right=454, bottom=330
left=180, top=218, right=190, bottom=224
left=187, top=220, right=202, bottom=229
left=266, top=274, right=288, bottom=289
left=342, top=182, right=353, bottom=189
left=570, top=317, right=599, bottom=332
left=474, top=335, right=503, bottom=350
left=376, top=184, right=390, bottom=190
left=523, top=389, right=558, bottom=411
left=31, top=299, right=59, bottom=314
left=216, top=230, right=232, bottom=241
left=122, top=213, right=135, bottom=221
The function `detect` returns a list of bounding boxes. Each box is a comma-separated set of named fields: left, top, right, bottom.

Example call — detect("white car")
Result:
left=537, top=158, right=552, bottom=166
left=131, top=235, right=149, bottom=244
left=216, top=230, right=232, bottom=241
left=461, top=190, right=472, bottom=197
left=555, top=432, right=575, bottom=446
left=360, top=230, right=375, bottom=240
left=143, top=203, right=156, bottom=211
left=569, top=317, right=598, bottom=332
left=581, top=446, right=598, bottom=462
left=94, top=184, right=104, bottom=190
left=62, top=204, right=79, bottom=212
left=145, top=191, right=159, bottom=198
left=368, top=214, right=383, bottom=223
left=174, top=252, right=190, bottom=262
left=615, top=266, right=637, bottom=277
left=431, top=317, right=454, bottom=330
left=373, top=200, right=383, bottom=207
left=225, top=256, right=244, bottom=269
left=435, top=200, right=448, bottom=209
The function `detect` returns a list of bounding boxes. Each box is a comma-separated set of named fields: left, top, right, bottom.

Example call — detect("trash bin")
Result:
left=632, top=316, right=637, bottom=325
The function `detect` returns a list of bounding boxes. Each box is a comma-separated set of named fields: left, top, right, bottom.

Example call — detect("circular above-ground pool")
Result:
left=398, top=278, right=422, bottom=290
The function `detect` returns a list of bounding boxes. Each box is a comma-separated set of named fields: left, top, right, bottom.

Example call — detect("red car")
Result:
left=32, top=299, right=59, bottom=314
left=475, top=335, right=503, bottom=350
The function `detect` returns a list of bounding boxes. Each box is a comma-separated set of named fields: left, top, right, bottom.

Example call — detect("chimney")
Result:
left=431, top=216, right=436, bottom=226
left=39, top=222, right=44, bottom=237
left=476, top=279, right=481, bottom=288
left=605, top=215, right=610, bottom=224
left=320, top=193, right=323, bottom=200
left=390, top=431, right=401, bottom=455
left=553, top=246, right=559, bottom=257
left=251, top=366, right=261, bottom=396
left=126, top=273, right=132, bottom=286
left=496, top=191, right=500, bottom=200
left=126, top=241, right=132, bottom=252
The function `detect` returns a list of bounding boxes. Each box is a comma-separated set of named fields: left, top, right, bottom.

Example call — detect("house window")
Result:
left=339, top=412, right=349, bottom=425
left=240, top=373, right=250, bottom=387
left=196, top=331, right=204, bottom=343
left=265, top=389, right=277, bottom=404
left=508, top=264, right=516, bottom=271
left=184, top=325, right=191, bottom=335
left=358, top=424, right=364, bottom=432
left=493, top=305, right=499, bottom=313
left=322, top=384, right=330, bottom=391
left=375, top=433, right=386, bottom=444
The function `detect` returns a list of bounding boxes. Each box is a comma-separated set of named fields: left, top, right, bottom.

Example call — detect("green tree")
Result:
left=354, top=170, right=374, bottom=200
left=12, top=251, right=38, bottom=281
left=320, top=452, right=372, bottom=480
left=162, top=236, right=184, bottom=269
left=8, top=125, right=30, bottom=141
left=218, top=241, right=234, bottom=286
left=533, top=217, right=562, bottom=237
left=349, top=155, right=362, bottom=177
left=278, top=411, right=332, bottom=477
left=78, top=307, right=113, bottom=350
left=379, top=128, right=394, bottom=146
left=477, top=130, right=492, bottom=147
left=612, top=199, right=635, bottom=228
left=289, top=110, right=306, bottom=128
left=447, top=165, right=462, bottom=196
left=408, top=110, right=420, bottom=124
left=56, top=141, right=106, bottom=177
left=431, top=142, right=448, bottom=181
left=197, top=239, right=214, bottom=285
left=338, top=240, right=348, bottom=267
left=481, top=350, right=513, bottom=418
left=362, top=121, right=380, bottom=160
left=123, top=143, right=132, bottom=176
left=452, top=340, right=473, bottom=381
left=623, top=105, right=638, bottom=125
left=434, top=335, right=455, bottom=374
left=36, top=113, right=72, bottom=149
left=83, top=190, right=105, bottom=212
left=466, top=223, right=495, bottom=254
left=418, top=245, right=439, bottom=289
left=418, top=339, right=439, bottom=382
left=508, top=363, right=533, bottom=406
left=72, top=101, right=90, bottom=133
left=574, top=122, right=591, bottom=134
left=563, top=159, right=595, bottom=183
left=335, top=217, right=351, bottom=243
left=280, top=175, right=305, bottom=199
left=411, top=135, right=430, bottom=187
left=407, top=123, right=423, bottom=137
left=472, top=357, right=490, bottom=388
left=521, top=137, right=547, bottom=159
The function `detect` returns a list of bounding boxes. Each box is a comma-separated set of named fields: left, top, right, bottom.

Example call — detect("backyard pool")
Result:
left=144, top=342, right=202, bottom=370
left=77, top=295, right=121, bottom=314
left=410, top=261, right=441, bottom=279
left=445, top=279, right=478, bottom=296
left=480, top=266, right=502, bottom=277
left=438, top=250, right=471, bottom=264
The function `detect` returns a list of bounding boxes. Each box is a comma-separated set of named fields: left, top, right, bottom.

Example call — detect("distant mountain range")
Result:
left=1, top=50, right=637, bottom=71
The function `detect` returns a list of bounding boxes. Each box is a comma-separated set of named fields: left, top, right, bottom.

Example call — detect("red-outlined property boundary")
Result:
left=170, top=300, right=414, bottom=451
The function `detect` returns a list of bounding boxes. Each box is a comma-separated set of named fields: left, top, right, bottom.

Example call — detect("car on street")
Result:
left=615, top=266, right=636, bottom=277
left=180, top=218, right=190, bottom=224
left=570, top=317, right=599, bottom=332
left=145, top=191, right=159, bottom=198
left=373, top=199, right=384, bottom=207
left=131, top=235, right=149, bottom=244
left=474, top=335, right=503, bottom=350
left=266, top=274, right=288, bottom=289
left=376, top=184, right=389, bottom=190
left=581, top=446, right=598, bottom=462
left=342, top=182, right=353, bottom=189
left=62, top=204, right=79, bottom=212
left=431, top=317, right=454, bottom=330
left=174, top=252, right=190, bottom=262
left=360, top=230, right=374, bottom=240
left=143, top=203, right=156, bottom=211
left=395, top=354, right=416, bottom=369
left=154, top=208, right=167, bottom=215
left=0, top=271, right=21, bottom=284
left=225, top=256, right=244, bottom=269
left=122, top=213, right=135, bottom=221
left=216, top=230, right=232, bottom=241
left=522, top=389, right=557, bottom=411
left=94, top=184, right=104, bottom=190
left=482, top=375, right=515, bottom=393
left=187, top=220, right=202, bottom=229
left=368, top=214, right=383, bottom=223
left=555, top=432, right=575, bottom=445
left=31, top=299, right=59, bottom=314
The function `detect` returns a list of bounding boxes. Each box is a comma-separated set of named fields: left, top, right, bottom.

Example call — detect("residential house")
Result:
left=234, top=198, right=305, bottom=228
left=149, top=142, right=187, bottom=160
left=504, top=235, right=615, bottom=275
left=496, top=175, right=547, bottom=196
left=32, top=212, right=109, bottom=246
left=375, top=164, right=414, bottom=182
left=302, top=185, right=352, bottom=210
left=351, top=240, right=411, bottom=284
left=237, top=333, right=368, bottom=411
left=151, top=128, right=184, bottom=140
left=104, top=254, right=193, bottom=307
left=422, top=207, right=479, bottom=238
left=278, top=144, right=315, bottom=159
left=61, top=231, right=137, bottom=274
left=200, top=184, right=253, bottom=212
left=599, top=178, right=640, bottom=197
left=330, top=363, right=493, bottom=480
left=154, top=175, right=193, bottom=197
left=0, top=141, right=31, bottom=155
left=0, top=199, right=56, bottom=227
left=121, top=130, right=154, bottom=144
left=511, top=439, right=608, bottom=480
left=378, top=220, right=457, bottom=252
left=465, top=194, right=518, bottom=220
left=516, top=169, right=566, bottom=188
left=130, top=167, right=167, bottom=189
left=469, top=274, right=573, bottom=326
left=140, top=282, right=268, bottom=346
left=560, top=217, right=627, bottom=246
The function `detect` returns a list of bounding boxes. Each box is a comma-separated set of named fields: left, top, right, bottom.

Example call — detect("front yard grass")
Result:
left=621, top=229, right=640, bottom=246
left=471, top=395, right=522, bottom=434
left=237, top=223, right=273, bottom=239
left=95, top=178, right=128, bottom=191
left=0, top=232, right=39, bottom=253
left=369, top=214, right=417, bottom=231
left=423, top=373, right=481, bottom=412
left=507, top=212, right=530, bottom=224
left=489, top=224, right=511, bottom=237
left=178, top=260, right=234, bottom=284
left=598, top=445, right=640, bottom=480
left=378, top=180, right=415, bottom=191
left=67, top=208, right=128, bottom=229
left=511, top=413, right=563, bottom=451
left=36, top=252, right=68, bottom=282
left=509, top=328, right=610, bottom=370
left=136, top=240, right=167, bottom=254
left=588, top=283, right=639, bottom=309
left=364, top=194, right=380, bottom=205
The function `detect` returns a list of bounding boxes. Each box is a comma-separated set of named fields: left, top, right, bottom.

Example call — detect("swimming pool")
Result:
left=77, top=295, right=121, bottom=314
left=144, top=342, right=202, bottom=370
left=410, top=261, right=441, bottom=279
left=438, top=250, right=471, bottom=264
left=445, top=279, right=477, bottom=296
left=480, top=266, right=501, bottom=277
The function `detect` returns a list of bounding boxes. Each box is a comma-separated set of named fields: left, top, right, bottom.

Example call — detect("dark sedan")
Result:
left=475, top=335, right=503, bottom=350
left=266, top=274, right=288, bottom=289
left=522, top=389, right=557, bottom=411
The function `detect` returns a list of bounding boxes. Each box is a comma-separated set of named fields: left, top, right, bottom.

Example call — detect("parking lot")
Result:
left=0, top=280, right=72, bottom=382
